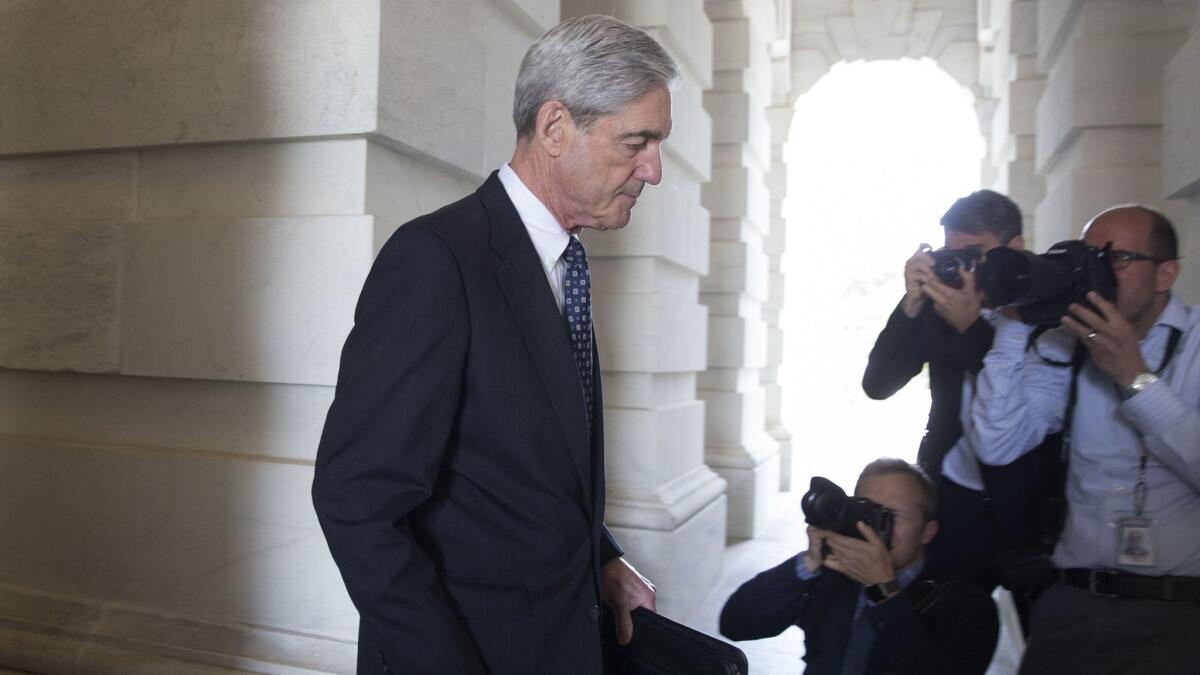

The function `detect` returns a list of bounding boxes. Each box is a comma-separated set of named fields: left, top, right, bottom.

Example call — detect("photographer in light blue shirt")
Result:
left=971, top=205, right=1200, bottom=675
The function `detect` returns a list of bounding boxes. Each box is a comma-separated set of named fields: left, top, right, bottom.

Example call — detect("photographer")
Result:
left=862, top=190, right=1027, bottom=589
left=971, top=205, right=1200, bottom=674
left=719, top=459, right=998, bottom=675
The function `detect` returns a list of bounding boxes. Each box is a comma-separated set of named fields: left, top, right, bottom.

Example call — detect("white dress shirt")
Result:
left=939, top=308, right=1002, bottom=491
left=497, top=163, right=576, bottom=315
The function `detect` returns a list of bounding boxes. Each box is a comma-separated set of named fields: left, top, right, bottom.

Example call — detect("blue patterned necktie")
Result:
left=562, top=236, right=594, bottom=431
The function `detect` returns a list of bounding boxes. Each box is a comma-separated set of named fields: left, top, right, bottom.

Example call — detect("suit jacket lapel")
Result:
left=479, top=173, right=593, bottom=513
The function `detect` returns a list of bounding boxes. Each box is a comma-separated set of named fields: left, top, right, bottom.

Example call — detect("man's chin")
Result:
left=581, top=209, right=634, bottom=231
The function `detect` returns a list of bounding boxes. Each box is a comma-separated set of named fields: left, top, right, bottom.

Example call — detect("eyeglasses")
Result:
left=1110, top=250, right=1172, bottom=270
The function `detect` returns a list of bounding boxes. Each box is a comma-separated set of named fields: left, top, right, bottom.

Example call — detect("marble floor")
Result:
left=681, top=491, right=1025, bottom=675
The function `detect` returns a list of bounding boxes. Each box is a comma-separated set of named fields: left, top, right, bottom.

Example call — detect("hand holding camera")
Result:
left=903, top=245, right=986, bottom=332
left=902, top=246, right=936, bottom=318
left=819, top=523, right=897, bottom=589
left=1061, top=291, right=1149, bottom=386
left=801, top=477, right=898, bottom=587
left=923, top=267, right=984, bottom=334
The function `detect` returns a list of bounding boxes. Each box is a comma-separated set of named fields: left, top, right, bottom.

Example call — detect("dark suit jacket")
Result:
left=862, top=300, right=994, bottom=483
left=312, top=173, right=622, bottom=675
left=719, top=556, right=998, bottom=675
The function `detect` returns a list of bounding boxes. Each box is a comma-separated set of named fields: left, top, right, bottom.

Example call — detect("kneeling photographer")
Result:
left=719, top=459, right=998, bottom=675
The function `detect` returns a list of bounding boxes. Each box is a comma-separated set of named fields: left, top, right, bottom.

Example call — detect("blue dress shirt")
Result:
left=970, top=294, right=1200, bottom=575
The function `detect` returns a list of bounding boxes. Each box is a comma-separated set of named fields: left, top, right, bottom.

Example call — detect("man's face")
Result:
left=855, top=473, right=937, bottom=571
left=1083, top=209, right=1173, bottom=326
left=553, top=86, right=672, bottom=231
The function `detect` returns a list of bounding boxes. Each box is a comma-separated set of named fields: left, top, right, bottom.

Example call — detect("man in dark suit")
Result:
left=311, top=15, right=674, bottom=675
left=719, top=459, right=998, bottom=674
left=861, top=190, right=1029, bottom=591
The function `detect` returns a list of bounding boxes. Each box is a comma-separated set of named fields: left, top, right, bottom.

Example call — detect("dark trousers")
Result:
left=924, top=477, right=1008, bottom=589
left=924, top=477, right=1039, bottom=634
left=1020, top=582, right=1200, bottom=675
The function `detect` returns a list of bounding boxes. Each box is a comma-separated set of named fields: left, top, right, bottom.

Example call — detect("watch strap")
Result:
left=865, top=578, right=900, bottom=603
left=1120, top=372, right=1159, bottom=401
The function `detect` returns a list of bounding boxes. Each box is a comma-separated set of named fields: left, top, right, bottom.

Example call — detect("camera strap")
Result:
left=1057, top=342, right=1088, bottom=464
left=1050, top=325, right=1183, bottom=538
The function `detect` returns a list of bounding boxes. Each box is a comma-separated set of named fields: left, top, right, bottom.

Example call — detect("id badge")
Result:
left=1116, top=515, right=1156, bottom=567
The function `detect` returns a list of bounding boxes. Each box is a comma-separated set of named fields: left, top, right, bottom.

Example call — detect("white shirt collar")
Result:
left=498, top=164, right=571, bottom=271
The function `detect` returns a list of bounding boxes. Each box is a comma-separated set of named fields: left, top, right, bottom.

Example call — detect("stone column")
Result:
left=1164, top=0, right=1200, bottom=300
left=764, top=0, right=795, bottom=492
left=764, top=101, right=794, bottom=492
left=562, top=0, right=727, bottom=619
left=0, top=1, right=555, bottom=672
left=1033, top=0, right=1192, bottom=247
left=981, top=0, right=1048, bottom=239
left=701, top=0, right=781, bottom=539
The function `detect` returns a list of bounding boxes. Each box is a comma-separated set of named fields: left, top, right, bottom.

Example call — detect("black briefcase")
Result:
left=601, top=606, right=749, bottom=675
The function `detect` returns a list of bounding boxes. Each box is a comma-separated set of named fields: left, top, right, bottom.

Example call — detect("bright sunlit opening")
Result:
left=781, top=58, right=985, bottom=492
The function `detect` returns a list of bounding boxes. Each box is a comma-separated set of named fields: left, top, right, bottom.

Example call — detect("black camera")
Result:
left=978, top=240, right=1117, bottom=326
left=923, top=245, right=982, bottom=289
left=801, top=476, right=894, bottom=550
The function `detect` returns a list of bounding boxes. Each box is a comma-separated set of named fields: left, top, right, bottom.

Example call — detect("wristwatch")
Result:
left=864, top=579, right=900, bottom=603
left=1119, top=372, right=1159, bottom=401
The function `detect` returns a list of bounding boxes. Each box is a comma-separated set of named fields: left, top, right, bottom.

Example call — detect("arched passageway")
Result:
left=782, top=58, right=985, bottom=497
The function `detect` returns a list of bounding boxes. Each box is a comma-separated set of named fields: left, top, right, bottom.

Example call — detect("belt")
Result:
left=1061, top=568, right=1200, bottom=603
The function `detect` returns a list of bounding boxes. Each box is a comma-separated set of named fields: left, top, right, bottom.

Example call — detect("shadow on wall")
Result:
left=0, top=1, right=369, bottom=672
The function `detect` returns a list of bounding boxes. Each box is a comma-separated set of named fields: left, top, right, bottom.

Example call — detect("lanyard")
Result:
left=1131, top=326, right=1182, bottom=516
left=1035, top=325, right=1184, bottom=515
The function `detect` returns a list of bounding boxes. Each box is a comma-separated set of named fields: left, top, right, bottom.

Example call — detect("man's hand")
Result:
left=1061, top=291, right=1148, bottom=386
left=819, top=522, right=896, bottom=589
left=601, top=557, right=656, bottom=646
left=922, top=268, right=983, bottom=334
left=902, top=246, right=936, bottom=318
left=803, top=525, right=829, bottom=573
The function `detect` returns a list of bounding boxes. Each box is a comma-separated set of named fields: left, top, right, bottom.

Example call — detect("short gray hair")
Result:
left=854, top=458, right=938, bottom=523
left=513, top=15, right=680, bottom=138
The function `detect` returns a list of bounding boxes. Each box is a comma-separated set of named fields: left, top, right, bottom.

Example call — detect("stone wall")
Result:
left=1032, top=0, right=1193, bottom=248
left=981, top=0, right=1048, bottom=239
left=0, top=1, right=548, bottom=672
left=1164, top=0, right=1200, bottom=299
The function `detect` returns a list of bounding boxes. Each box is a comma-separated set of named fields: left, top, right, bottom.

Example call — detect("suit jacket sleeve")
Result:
left=312, top=224, right=485, bottom=674
left=600, top=524, right=624, bottom=565
left=864, top=301, right=995, bottom=400
left=940, top=311, right=994, bottom=375
left=866, top=581, right=998, bottom=675
left=863, top=301, right=930, bottom=400
left=718, top=555, right=813, bottom=641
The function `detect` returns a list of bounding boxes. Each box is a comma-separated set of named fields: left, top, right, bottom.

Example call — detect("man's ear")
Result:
left=1008, top=234, right=1026, bottom=251
left=920, top=518, right=939, bottom=546
left=533, top=100, right=573, bottom=158
left=1157, top=258, right=1180, bottom=294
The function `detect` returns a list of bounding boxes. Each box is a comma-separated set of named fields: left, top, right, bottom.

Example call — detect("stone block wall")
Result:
left=1164, top=1, right=1200, bottom=300
left=0, top=1, right=545, bottom=672
left=0, top=0, right=731, bottom=669
left=1033, top=0, right=1192, bottom=247
left=981, top=0, right=1048, bottom=240
left=701, top=0, right=783, bottom=539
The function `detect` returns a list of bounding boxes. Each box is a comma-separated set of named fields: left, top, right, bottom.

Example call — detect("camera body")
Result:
left=924, top=245, right=982, bottom=289
left=801, top=476, right=894, bottom=549
left=978, top=240, right=1118, bottom=326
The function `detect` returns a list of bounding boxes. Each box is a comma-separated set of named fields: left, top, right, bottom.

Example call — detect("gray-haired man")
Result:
left=312, top=15, right=672, bottom=675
